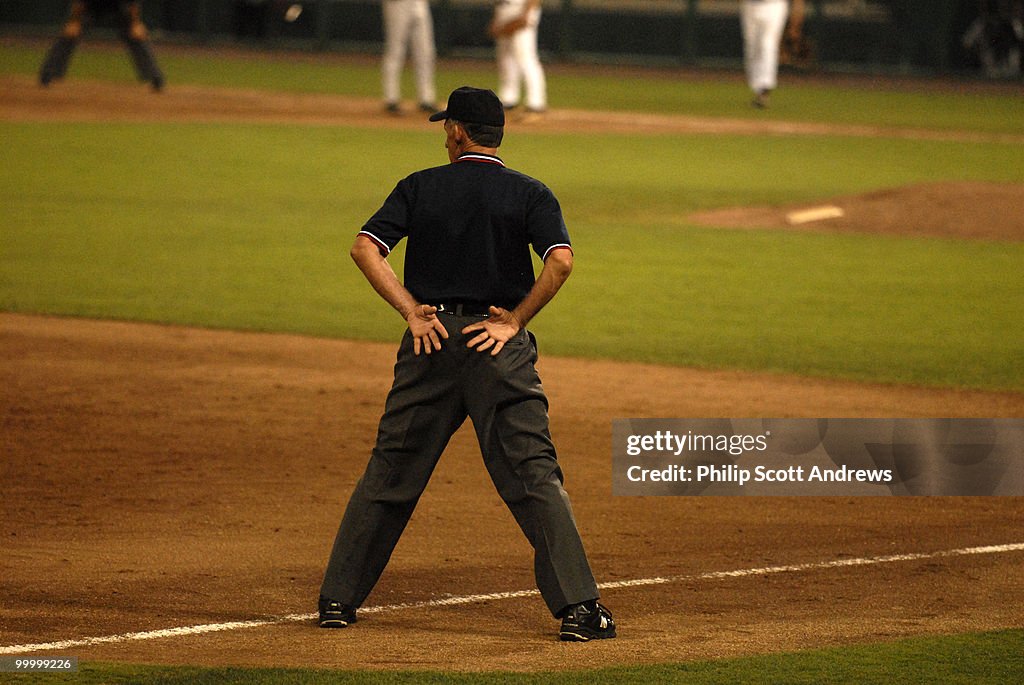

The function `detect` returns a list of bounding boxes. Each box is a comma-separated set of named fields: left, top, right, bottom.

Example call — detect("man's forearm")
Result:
left=511, top=249, right=572, bottom=328
left=350, top=236, right=419, bottom=318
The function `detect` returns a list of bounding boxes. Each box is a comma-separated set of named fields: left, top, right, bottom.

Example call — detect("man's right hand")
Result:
left=406, top=305, right=449, bottom=355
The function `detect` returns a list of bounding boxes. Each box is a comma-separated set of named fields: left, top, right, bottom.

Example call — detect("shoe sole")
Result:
left=558, top=627, right=616, bottom=641
left=318, top=618, right=351, bottom=628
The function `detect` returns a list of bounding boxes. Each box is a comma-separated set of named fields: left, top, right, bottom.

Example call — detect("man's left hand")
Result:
left=462, top=306, right=522, bottom=356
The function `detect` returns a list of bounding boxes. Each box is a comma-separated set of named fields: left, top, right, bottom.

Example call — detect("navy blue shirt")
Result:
left=358, top=153, right=572, bottom=310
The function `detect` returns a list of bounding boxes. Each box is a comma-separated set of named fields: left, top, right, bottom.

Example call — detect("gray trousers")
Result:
left=320, top=314, right=599, bottom=617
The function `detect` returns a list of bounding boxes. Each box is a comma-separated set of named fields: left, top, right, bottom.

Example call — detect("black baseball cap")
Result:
left=428, top=86, right=505, bottom=126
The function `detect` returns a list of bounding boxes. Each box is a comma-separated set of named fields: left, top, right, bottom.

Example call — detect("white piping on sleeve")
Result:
left=542, top=243, right=573, bottom=261
left=358, top=230, right=391, bottom=256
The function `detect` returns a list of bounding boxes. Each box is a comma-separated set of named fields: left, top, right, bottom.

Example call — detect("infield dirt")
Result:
left=3, top=313, right=1024, bottom=671
left=2, top=61, right=1023, bottom=672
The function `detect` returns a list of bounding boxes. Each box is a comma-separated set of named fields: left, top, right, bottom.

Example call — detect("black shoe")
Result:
left=559, top=601, right=616, bottom=641
left=418, top=102, right=438, bottom=115
left=752, top=89, right=771, bottom=109
left=318, top=597, right=357, bottom=628
left=385, top=102, right=401, bottom=116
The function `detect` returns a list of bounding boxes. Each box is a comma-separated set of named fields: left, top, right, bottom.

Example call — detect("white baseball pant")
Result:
left=740, top=0, right=790, bottom=93
left=381, top=0, right=436, bottom=106
left=494, top=0, right=546, bottom=111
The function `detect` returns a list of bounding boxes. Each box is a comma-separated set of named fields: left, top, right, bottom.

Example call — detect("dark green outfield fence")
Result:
left=0, top=0, right=1017, bottom=76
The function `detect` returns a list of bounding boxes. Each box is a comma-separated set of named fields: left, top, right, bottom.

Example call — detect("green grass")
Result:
left=14, top=630, right=1024, bottom=684
left=3, top=121, right=1022, bottom=391
left=2, top=41, right=1023, bottom=391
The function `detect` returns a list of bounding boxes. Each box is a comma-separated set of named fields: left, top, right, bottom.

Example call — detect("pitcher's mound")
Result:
left=690, top=181, right=1024, bottom=242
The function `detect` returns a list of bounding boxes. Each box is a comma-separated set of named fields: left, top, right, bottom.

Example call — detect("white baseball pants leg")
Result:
left=495, top=6, right=546, bottom=111
left=741, top=0, right=789, bottom=93
left=381, top=0, right=436, bottom=105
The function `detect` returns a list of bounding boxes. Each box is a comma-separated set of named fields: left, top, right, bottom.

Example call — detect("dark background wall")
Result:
left=1, top=0, right=1017, bottom=77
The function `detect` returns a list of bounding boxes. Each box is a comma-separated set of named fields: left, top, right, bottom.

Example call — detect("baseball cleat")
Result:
left=318, top=598, right=357, bottom=628
left=558, top=601, right=616, bottom=641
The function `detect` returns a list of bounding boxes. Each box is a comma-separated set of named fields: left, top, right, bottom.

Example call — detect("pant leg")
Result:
left=756, top=1, right=789, bottom=91
left=512, top=16, right=546, bottom=110
left=320, top=331, right=467, bottom=606
left=740, top=1, right=759, bottom=90
left=463, top=327, right=598, bottom=618
left=117, top=2, right=165, bottom=87
left=381, top=0, right=413, bottom=104
left=123, top=37, right=165, bottom=86
left=743, top=0, right=789, bottom=93
left=409, top=0, right=436, bottom=105
left=496, top=36, right=522, bottom=107
left=39, top=36, right=79, bottom=83
left=512, top=8, right=546, bottom=110
left=39, top=1, right=86, bottom=84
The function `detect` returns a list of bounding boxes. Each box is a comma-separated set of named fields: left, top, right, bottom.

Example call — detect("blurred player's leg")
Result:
left=409, top=1, right=437, bottom=110
left=496, top=37, right=521, bottom=109
left=741, top=0, right=788, bottom=107
left=125, top=38, right=165, bottom=91
left=39, top=1, right=86, bottom=86
left=512, top=20, right=546, bottom=113
left=382, top=0, right=414, bottom=111
left=756, top=5, right=788, bottom=92
left=39, top=37, right=79, bottom=86
left=122, top=2, right=165, bottom=90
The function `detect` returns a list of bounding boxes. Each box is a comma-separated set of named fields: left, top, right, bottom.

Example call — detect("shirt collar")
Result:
left=455, top=153, right=505, bottom=166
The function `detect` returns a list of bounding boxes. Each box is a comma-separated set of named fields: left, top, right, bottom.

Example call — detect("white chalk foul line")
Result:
left=3, top=542, right=1022, bottom=655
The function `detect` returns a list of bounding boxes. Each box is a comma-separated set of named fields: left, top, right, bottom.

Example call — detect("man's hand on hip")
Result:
left=406, top=305, right=449, bottom=355
left=462, top=307, right=522, bottom=356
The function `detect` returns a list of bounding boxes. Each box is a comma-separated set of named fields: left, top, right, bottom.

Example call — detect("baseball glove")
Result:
left=780, top=30, right=814, bottom=67
left=487, top=16, right=528, bottom=40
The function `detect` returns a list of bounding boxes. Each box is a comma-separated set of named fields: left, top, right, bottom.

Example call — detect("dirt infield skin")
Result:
left=2, top=66, right=1024, bottom=672
left=2, top=313, right=1023, bottom=672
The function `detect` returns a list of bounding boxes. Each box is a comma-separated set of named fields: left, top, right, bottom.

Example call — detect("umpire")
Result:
left=39, top=1, right=165, bottom=91
left=318, top=86, right=615, bottom=642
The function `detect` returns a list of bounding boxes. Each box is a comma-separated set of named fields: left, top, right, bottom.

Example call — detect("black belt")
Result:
left=431, top=303, right=491, bottom=316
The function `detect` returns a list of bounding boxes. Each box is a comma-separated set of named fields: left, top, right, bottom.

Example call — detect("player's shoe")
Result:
left=318, top=597, right=357, bottom=628
left=385, top=102, right=402, bottom=116
left=558, top=601, right=616, bottom=641
left=752, top=89, right=771, bottom=109
left=418, top=102, right=439, bottom=115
